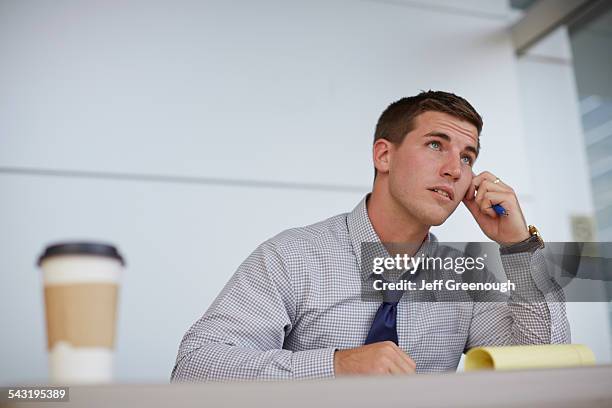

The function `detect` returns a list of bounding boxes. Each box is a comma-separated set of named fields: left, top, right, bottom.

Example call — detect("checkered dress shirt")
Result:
left=171, top=196, right=570, bottom=382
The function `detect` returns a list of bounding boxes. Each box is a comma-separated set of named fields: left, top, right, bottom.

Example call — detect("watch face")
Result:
left=527, top=225, right=544, bottom=249
left=527, top=235, right=545, bottom=250
left=532, top=233, right=545, bottom=249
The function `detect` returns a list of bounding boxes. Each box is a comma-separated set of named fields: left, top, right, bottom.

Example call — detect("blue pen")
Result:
left=492, top=203, right=507, bottom=216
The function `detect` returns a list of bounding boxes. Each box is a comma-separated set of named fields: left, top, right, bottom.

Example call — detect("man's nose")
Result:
left=441, top=154, right=462, bottom=180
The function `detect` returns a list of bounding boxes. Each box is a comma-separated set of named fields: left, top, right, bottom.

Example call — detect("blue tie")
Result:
left=364, top=240, right=431, bottom=345
left=364, top=278, right=406, bottom=345
left=364, top=301, right=400, bottom=345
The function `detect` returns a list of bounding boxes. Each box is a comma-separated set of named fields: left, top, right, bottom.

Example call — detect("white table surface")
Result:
left=4, top=365, right=612, bottom=408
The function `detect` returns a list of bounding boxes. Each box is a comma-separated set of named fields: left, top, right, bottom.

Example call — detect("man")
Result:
left=171, top=91, right=570, bottom=381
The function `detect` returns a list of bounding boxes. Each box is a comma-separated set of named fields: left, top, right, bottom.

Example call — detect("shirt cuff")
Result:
left=291, top=347, right=337, bottom=380
left=499, top=235, right=541, bottom=255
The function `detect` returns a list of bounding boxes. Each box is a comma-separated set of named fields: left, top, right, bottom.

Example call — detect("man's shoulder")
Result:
left=264, top=212, right=351, bottom=253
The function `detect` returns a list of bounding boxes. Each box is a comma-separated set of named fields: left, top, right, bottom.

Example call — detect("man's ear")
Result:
left=373, top=139, right=392, bottom=174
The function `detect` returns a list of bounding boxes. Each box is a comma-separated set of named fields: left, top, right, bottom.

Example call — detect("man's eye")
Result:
left=428, top=141, right=441, bottom=150
left=461, top=156, right=473, bottom=165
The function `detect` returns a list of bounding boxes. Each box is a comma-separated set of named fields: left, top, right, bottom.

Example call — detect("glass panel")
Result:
left=570, top=4, right=612, bottom=240
left=509, top=0, right=537, bottom=10
left=568, top=1, right=612, bottom=356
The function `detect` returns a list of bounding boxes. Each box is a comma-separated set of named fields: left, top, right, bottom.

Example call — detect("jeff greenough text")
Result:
left=372, top=279, right=516, bottom=293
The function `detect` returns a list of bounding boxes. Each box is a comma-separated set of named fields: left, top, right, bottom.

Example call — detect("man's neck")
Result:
left=366, top=189, right=430, bottom=257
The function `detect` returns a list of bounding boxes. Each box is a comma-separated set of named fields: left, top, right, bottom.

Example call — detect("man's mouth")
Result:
left=428, top=187, right=454, bottom=201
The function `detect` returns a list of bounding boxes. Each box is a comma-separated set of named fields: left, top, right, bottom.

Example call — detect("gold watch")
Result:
left=528, top=225, right=545, bottom=249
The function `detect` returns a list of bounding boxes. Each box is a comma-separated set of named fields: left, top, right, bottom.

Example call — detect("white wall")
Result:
left=0, top=0, right=607, bottom=384
left=0, top=0, right=529, bottom=191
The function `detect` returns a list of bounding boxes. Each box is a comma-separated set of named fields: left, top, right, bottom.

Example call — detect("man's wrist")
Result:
left=500, top=234, right=542, bottom=254
left=500, top=225, right=544, bottom=254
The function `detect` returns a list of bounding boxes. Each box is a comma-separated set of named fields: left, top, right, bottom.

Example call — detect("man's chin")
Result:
left=426, top=217, right=447, bottom=227
left=422, top=208, right=454, bottom=226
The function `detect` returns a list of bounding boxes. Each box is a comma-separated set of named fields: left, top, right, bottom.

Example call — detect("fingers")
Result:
left=477, top=191, right=512, bottom=218
left=386, top=358, right=412, bottom=374
left=383, top=342, right=416, bottom=374
left=462, top=192, right=480, bottom=218
left=371, top=342, right=416, bottom=375
left=472, top=171, right=508, bottom=188
left=468, top=171, right=512, bottom=201
left=388, top=343, right=416, bottom=373
left=474, top=179, right=508, bottom=209
left=466, top=171, right=478, bottom=201
left=392, top=343, right=417, bottom=372
left=334, top=341, right=417, bottom=376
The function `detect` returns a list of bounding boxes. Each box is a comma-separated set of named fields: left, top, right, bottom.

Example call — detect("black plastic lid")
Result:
left=37, top=242, right=125, bottom=266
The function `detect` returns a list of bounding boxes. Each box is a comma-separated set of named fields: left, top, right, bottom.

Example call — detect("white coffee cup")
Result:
left=38, top=242, right=124, bottom=384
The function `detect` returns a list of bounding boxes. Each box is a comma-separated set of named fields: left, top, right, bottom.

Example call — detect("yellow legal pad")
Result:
left=465, top=344, right=595, bottom=371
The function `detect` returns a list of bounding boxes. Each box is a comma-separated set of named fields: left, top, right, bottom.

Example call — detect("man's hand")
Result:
left=334, top=341, right=416, bottom=376
left=462, top=171, right=530, bottom=246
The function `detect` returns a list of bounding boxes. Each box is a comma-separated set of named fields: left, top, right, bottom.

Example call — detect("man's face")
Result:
left=380, top=111, right=479, bottom=227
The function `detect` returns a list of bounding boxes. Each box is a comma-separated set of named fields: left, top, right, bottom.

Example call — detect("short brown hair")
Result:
left=374, top=90, right=483, bottom=146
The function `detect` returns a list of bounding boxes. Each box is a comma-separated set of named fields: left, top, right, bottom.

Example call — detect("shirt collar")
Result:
left=347, top=194, right=438, bottom=281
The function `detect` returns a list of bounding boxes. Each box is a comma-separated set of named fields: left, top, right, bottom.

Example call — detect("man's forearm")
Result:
left=169, top=242, right=339, bottom=382
left=501, top=247, right=571, bottom=344
left=170, top=335, right=336, bottom=382
left=466, top=247, right=571, bottom=349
